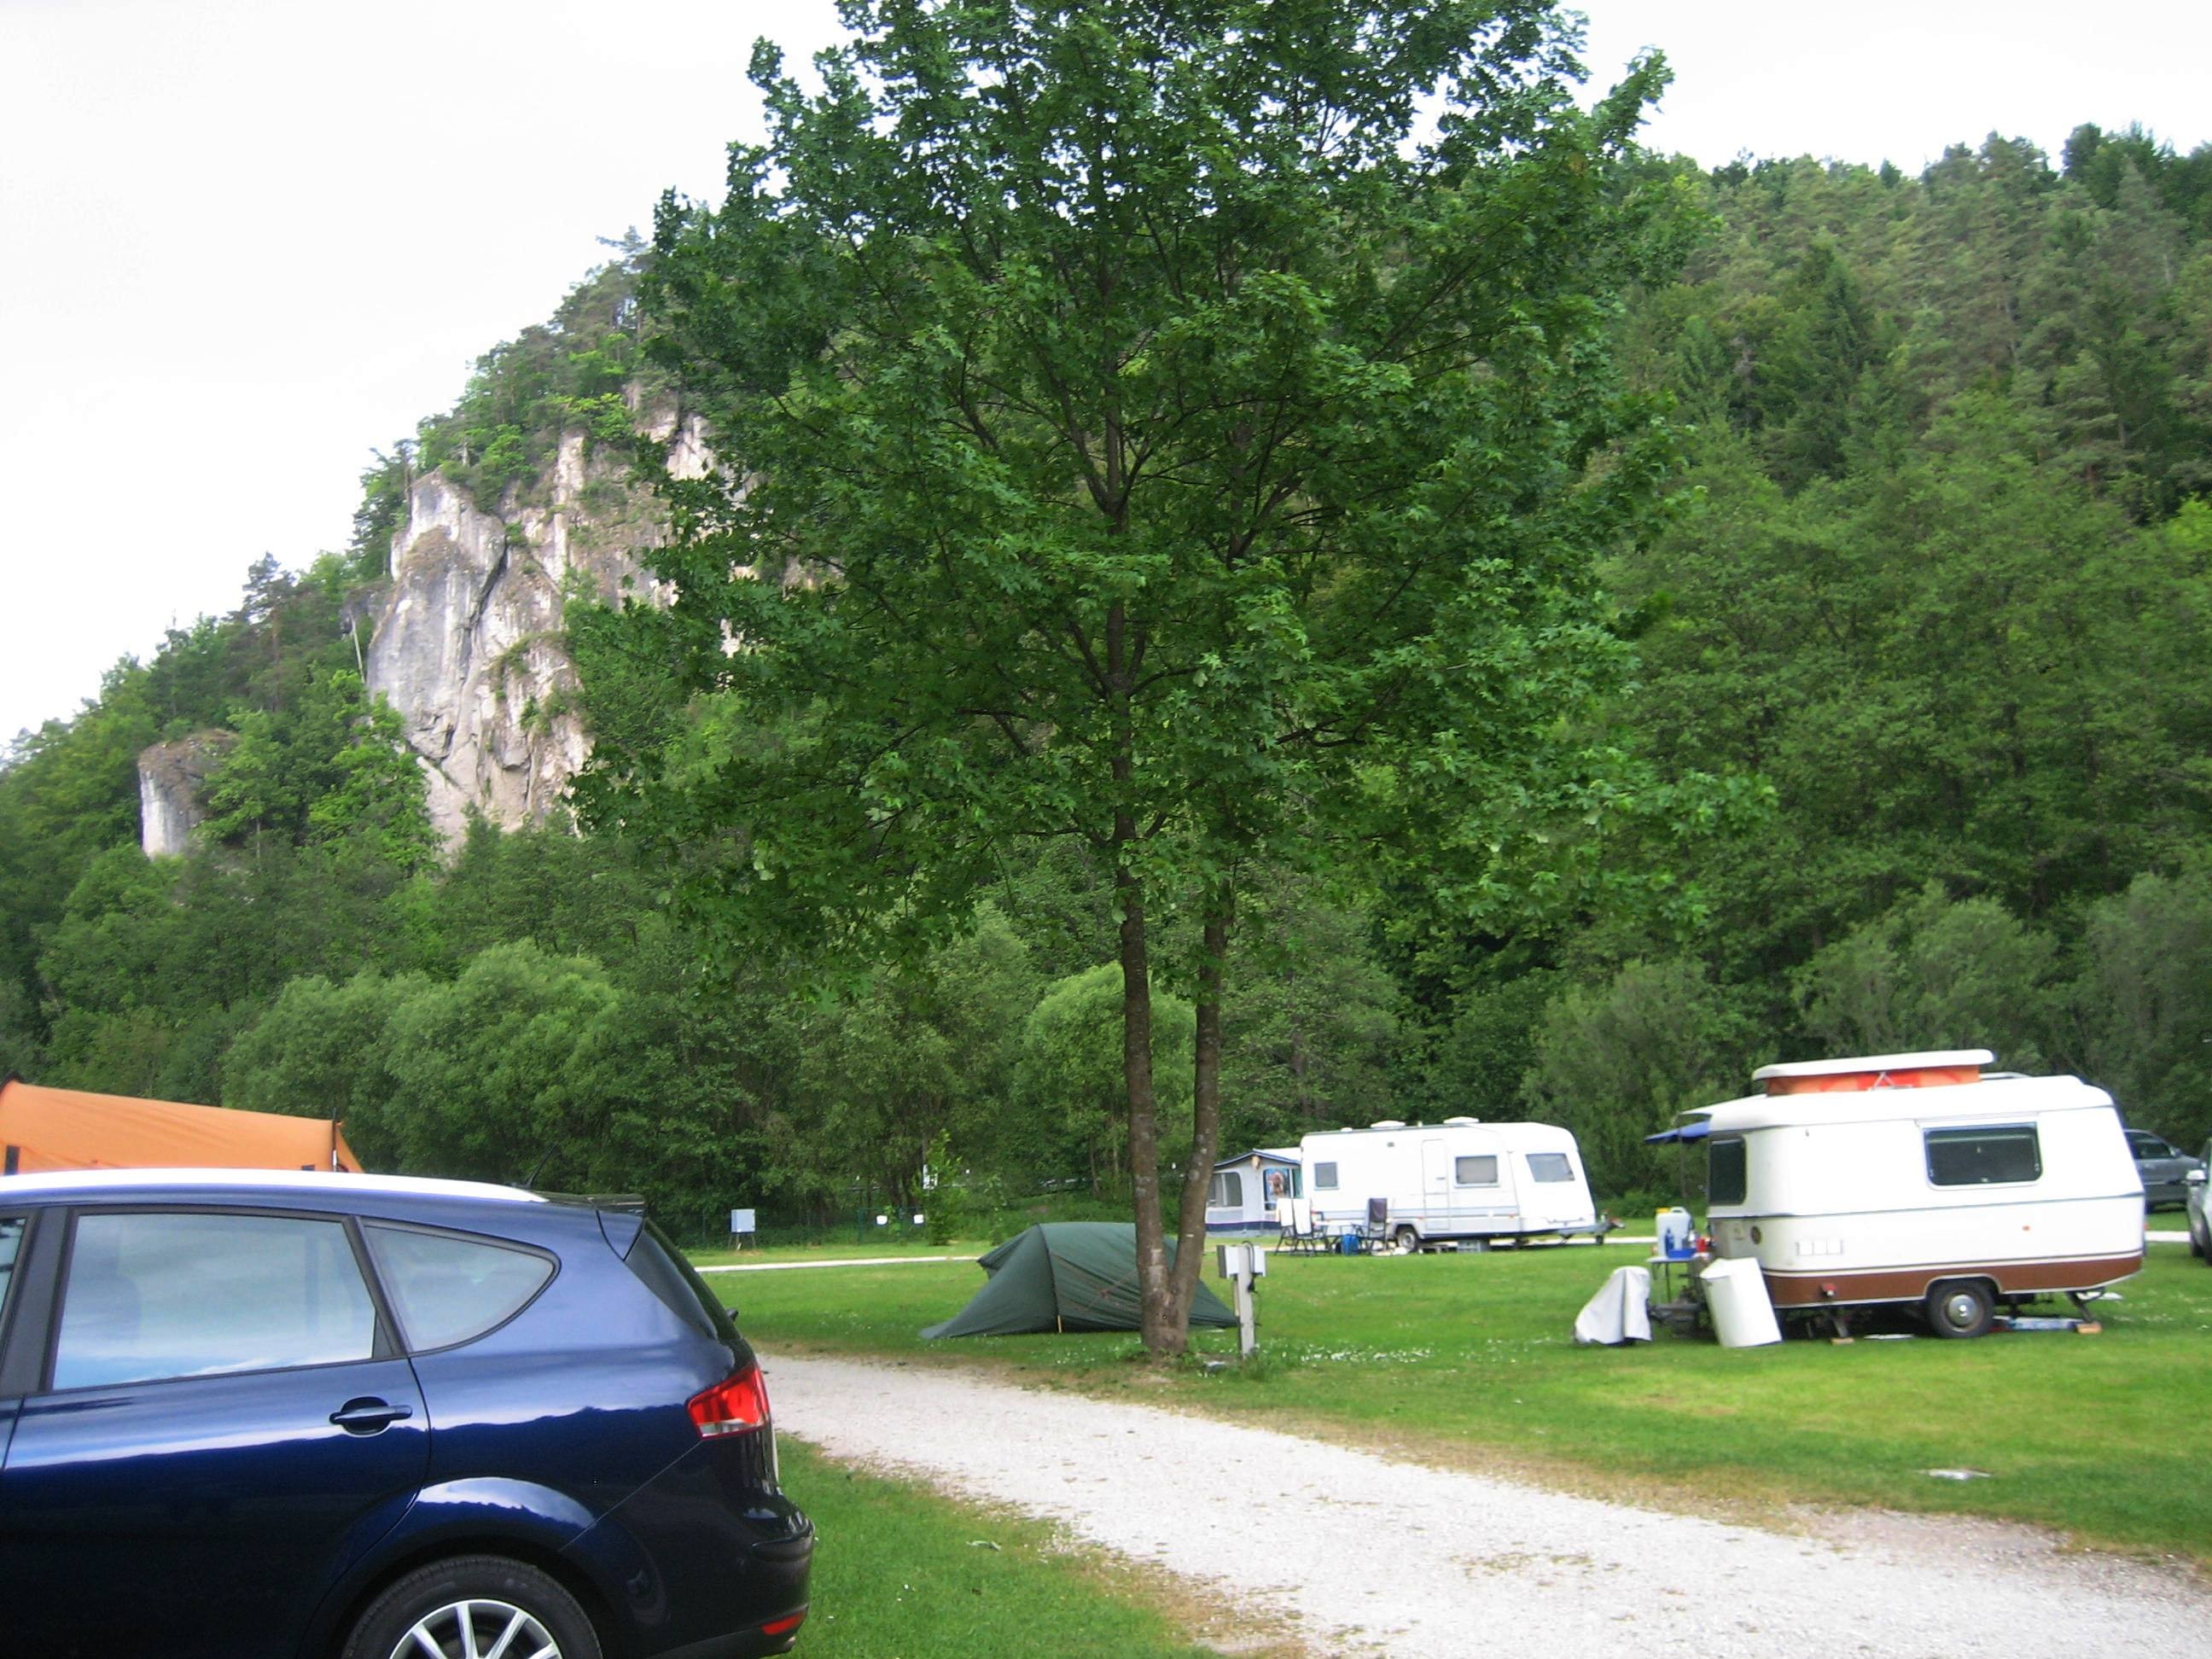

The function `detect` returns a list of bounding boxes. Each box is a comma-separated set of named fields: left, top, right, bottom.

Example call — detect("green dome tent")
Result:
left=921, top=1221, right=1238, bottom=1338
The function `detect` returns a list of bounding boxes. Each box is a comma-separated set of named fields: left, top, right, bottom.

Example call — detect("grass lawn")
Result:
left=721, top=1240, right=2212, bottom=1564
left=777, top=1436, right=1270, bottom=1657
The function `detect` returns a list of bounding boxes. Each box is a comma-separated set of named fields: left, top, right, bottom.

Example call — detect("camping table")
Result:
left=1646, top=1251, right=1707, bottom=1335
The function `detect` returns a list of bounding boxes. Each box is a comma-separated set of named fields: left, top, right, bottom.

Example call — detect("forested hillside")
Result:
left=4, top=119, right=2208, bottom=1223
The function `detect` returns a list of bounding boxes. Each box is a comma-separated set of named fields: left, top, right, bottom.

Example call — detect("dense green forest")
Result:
left=4, top=114, right=2209, bottom=1227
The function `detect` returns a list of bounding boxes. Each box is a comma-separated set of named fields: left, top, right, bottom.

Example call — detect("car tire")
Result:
left=1924, top=1279, right=1995, bottom=1339
left=341, top=1556, right=602, bottom=1659
left=1394, top=1226, right=1420, bottom=1254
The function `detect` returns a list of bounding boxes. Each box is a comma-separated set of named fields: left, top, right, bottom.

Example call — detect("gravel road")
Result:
left=768, top=1353, right=2208, bottom=1658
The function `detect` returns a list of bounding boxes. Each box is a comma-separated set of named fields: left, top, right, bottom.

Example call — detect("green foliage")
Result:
left=412, top=251, right=661, bottom=513
left=1418, top=969, right=1563, bottom=1121
left=201, top=670, right=436, bottom=866
left=1218, top=888, right=1400, bottom=1148
left=349, top=443, right=415, bottom=574
left=2070, top=868, right=2212, bottom=1150
left=1012, top=966, right=1194, bottom=1198
left=0, top=667, right=158, bottom=1027
left=223, top=971, right=429, bottom=1167
left=1794, top=882, right=2061, bottom=1068
left=596, top=0, right=1685, bottom=1350
left=1522, top=958, right=1755, bottom=1193
left=380, top=940, right=624, bottom=1186
left=781, top=910, right=1039, bottom=1208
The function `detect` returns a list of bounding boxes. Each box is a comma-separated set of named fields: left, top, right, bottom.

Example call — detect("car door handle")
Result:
left=329, top=1397, right=415, bottom=1434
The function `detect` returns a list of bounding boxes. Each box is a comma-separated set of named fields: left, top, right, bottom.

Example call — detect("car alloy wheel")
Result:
left=391, top=1598, right=559, bottom=1659
left=344, top=1557, right=601, bottom=1659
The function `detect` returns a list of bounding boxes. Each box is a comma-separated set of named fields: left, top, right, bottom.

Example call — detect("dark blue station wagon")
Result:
left=0, top=1169, right=812, bottom=1658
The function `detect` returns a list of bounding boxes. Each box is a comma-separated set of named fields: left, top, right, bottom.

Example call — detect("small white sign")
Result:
left=729, top=1208, right=757, bottom=1234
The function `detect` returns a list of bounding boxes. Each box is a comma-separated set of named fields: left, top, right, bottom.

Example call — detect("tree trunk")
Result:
left=1109, top=601, right=1175, bottom=1353
left=1162, top=888, right=1235, bottom=1350
left=1121, top=854, right=1171, bottom=1353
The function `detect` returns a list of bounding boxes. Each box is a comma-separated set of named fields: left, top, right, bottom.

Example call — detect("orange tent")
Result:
left=0, top=1077, right=360, bottom=1175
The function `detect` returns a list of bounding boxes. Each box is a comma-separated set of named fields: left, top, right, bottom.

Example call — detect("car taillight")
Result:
left=687, top=1362, right=771, bottom=1437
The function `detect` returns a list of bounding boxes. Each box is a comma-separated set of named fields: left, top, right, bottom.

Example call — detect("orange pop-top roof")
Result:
left=1750, top=1049, right=1994, bottom=1097
left=0, top=1077, right=359, bottom=1174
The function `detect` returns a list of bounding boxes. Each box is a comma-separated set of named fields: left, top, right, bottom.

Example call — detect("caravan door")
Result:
left=1419, top=1139, right=1451, bottom=1235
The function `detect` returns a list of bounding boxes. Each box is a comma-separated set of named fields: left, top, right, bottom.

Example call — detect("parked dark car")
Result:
left=2127, top=1129, right=2206, bottom=1210
left=0, top=1168, right=811, bottom=1658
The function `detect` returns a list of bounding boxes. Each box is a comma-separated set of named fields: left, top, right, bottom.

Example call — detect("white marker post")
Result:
left=1215, top=1242, right=1266, bottom=1358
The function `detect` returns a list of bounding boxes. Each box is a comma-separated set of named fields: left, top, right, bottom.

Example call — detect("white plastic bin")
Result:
left=1700, top=1256, right=1783, bottom=1348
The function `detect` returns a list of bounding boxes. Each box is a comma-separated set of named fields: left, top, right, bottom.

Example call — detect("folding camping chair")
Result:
left=1358, top=1196, right=1392, bottom=1254
left=1274, top=1196, right=1321, bottom=1254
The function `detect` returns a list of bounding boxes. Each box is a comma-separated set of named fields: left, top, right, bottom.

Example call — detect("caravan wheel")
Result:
left=1924, top=1279, right=1995, bottom=1339
left=1394, top=1226, right=1421, bottom=1254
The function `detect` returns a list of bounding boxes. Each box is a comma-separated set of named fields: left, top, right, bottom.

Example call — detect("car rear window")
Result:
left=365, top=1224, right=555, bottom=1352
left=626, top=1217, right=742, bottom=1345
left=53, top=1211, right=376, bottom=1390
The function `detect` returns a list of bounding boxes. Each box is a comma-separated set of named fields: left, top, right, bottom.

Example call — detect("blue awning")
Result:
left=1644, top=1120, right=1713, bottom=1145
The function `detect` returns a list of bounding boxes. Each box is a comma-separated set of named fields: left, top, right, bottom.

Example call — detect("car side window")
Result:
left=52, top=1211, right=377, bottom=1391
left=0, top=1215, right=24, bottom=1326
left=364, top=1224, right=554, bottom=1352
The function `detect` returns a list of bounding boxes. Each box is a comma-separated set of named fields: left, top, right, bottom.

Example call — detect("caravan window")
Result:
left=1453, top=1155, right=1499, bottom=1186
left=1925, top=1125, right=2040, bottom=1187
left=1208, top=1171, right=1243, bottom=1209
left=1313, top=1161, right=1339, bottom=1190
left=1526, top=1154, right=1575, bottom=1183
left=1708, top=1138, right=1748, bottom=1205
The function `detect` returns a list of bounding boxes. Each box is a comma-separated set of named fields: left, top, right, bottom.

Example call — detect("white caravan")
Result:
left=1299, top=1119, right=1602, bottom=1250
left=1697, top=1049, right=2144, bottom=1336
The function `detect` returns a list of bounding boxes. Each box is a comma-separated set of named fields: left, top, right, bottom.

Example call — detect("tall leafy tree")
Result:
left=594, top=0, right=1681, bottom=1353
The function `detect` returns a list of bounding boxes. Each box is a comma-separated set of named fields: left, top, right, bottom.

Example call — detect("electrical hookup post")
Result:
left=1215, top=1243, right=1265, bottom=1359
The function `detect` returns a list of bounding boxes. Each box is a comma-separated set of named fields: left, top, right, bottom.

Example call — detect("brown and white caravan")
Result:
left=1697, top=1050, right=2143, bottom=1337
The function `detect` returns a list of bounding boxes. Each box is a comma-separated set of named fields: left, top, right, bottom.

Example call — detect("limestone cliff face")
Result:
left=137, top=731, right=235, bottom=857
left=365, top=413, right=705, bottom=846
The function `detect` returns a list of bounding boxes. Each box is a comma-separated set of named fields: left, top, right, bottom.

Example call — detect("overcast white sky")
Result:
left=4, top=1, right=2209, bottom=744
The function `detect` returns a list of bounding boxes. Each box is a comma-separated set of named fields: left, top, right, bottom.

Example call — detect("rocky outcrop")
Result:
left=365, top=411, right=707, bottom=847
left=137, top=731, right=236, bottom=857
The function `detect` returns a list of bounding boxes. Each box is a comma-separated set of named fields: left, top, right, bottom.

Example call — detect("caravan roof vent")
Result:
left=1369, top=1120, right=1406, bottom=1130
left=1752, top=1049, right=1994, bottom=1097
left=1441, top=1115, right=1481, bottom=1126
